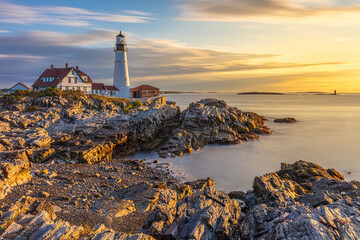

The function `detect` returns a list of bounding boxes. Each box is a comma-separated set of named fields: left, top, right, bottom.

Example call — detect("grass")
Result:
left=0, top=208, right=29, bottom=234
left=79, top=224, right=94, bottom=237
left=3, top=88, right=128, bottom=105
left=123, top=100, right=143, bottom=113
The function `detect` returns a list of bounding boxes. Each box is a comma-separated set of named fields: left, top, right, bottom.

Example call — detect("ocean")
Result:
left=127, top=93, right=360, bottom=192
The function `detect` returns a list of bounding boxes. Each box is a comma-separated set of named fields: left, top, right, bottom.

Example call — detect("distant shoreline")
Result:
left=237, top=92, right=287, bottom=95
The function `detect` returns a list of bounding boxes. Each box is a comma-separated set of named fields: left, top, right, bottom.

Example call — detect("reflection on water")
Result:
left=127, top=93, right=360, bottom=192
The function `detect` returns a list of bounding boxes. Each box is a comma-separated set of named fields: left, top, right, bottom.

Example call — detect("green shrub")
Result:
left=123, top=100, right=143, bottom=112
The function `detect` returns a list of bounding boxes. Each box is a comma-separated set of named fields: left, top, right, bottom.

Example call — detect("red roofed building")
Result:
left=131, top=85, right=160, bottom=98
left=32, top=64, right=92, bottom=93
left=91, top=83, right=120, bottom=97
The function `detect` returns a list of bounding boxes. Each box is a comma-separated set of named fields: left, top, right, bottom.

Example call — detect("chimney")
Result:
left=76, top=66, right=79, bottom=70
left=51, top=64, right=54, bottom=69
left=65, top=63, right=69, bottom=68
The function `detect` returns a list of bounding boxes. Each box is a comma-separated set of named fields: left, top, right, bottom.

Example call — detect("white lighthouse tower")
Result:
left=113, top=31, right=131, bottom=98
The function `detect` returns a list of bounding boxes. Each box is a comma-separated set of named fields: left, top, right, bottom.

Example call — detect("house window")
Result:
left=68, top=78, right=71, bottom=83
left=74, top=78, right=77, bottom=84
left=84, top=87, right=87, bottom=92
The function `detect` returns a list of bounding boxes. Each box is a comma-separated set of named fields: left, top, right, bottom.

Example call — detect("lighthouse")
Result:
left=113, top=31, right=131, bottom=98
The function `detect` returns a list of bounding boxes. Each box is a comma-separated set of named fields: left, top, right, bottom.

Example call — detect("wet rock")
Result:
left=274, top=117, right=297, bottom=123
left=228, top=191, right=246, bottom=200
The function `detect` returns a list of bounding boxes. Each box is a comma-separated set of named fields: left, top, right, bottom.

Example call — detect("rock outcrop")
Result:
left=142, top=179, right=241, bottom=240
left=274, top=117, right=297, bottom=123
left=0, top=156, right=31, bottom=199
left=159, top=98, right=271, bottom=157
left=241, top=160, right=360, bottom=240
left=0, top=94, right=180, bottom=164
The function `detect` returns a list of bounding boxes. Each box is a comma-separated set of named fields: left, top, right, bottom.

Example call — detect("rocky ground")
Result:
left=0, top=158, right=177, bottom=234
left=0, top=90, right=359, bottom=239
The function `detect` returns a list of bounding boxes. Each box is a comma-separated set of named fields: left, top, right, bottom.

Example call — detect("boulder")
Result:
left=274, top=117, right=297, bottom=123
left=241, top=160, right=360, bottom=240
left=159, top=98, right=271, bottom=157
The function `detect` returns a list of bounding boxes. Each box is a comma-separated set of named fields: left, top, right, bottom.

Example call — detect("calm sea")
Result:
left=127, top=93, right=360, bottom=192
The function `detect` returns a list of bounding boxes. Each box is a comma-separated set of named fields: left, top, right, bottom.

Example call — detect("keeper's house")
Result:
left=32, top=64, right=93, bottom=93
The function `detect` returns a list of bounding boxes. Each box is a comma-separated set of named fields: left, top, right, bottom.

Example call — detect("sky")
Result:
left=1, top=0, right=360, bottom=92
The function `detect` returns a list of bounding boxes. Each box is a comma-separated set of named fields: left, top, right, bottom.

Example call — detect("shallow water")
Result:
left=128, top=93, right=360, bottom=192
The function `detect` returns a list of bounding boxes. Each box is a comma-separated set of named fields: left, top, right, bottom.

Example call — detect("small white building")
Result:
left=9, top=82, right=31, bottom=93
left=32, top=64, right=92, bottom=93
left=91, top=83, right=120, bottom=97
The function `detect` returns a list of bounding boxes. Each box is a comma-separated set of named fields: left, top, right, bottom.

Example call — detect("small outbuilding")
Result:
left=131, top=85, right=159, bottom=98
left=9, top=82, right=31, bottom=93
left=91, top=83, right=120, bottom=97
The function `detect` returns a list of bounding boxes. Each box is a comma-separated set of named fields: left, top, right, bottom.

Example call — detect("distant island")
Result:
left=237, top=92, right=286, bottom=95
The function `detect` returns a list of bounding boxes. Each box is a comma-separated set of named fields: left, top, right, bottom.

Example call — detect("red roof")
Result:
left=32, top=68, right=71, bottom=88
left=77, top=70, right=93, bottom=83
left=92, top=83, right=105, bottom=90
left=132, top=85, right=159, bottom=91
left=32, top=67, right=93, bottom=88
left=10, top=82, right=31, bottom=90
left=105, top=85, right=119, bottom=91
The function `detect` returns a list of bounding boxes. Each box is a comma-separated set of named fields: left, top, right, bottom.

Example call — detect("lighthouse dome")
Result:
left=117, top=31, right=125, bottom=38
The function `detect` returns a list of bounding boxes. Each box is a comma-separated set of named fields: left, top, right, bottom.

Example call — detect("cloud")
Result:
left=0, top=1, right=152, bottom=26
left=0, top=30, right=10, bottom=33
left=176, top=0, right=360, bottom=24
left=0, top=30, right=355, bottom=91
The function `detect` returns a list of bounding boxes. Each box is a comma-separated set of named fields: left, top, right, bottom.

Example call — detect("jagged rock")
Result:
left=0, top=121, right=11, bottom=132
left=241, top=160, right=360, bottom=240
left=142, top=185, right=241, bottom=240
left=27, top=148, right=55, bottom=163
left=69, top=141, right=117, bottom=164
left=160, top=98, right=271, bottom=157
left=82, top=224, right=155, bottom=240
left=121, top=182, right=174, bottom=213
left=274, top=117, right=297, bottom=123
left=228, top=191, right=246, bottom=200
left=0, top=158, right=31, bottom=199
left=1, top=196, right=56, bottom=221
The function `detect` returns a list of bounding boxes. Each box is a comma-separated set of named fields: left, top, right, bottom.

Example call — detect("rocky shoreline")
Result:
left=0, top=90, right=359, bottom=239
